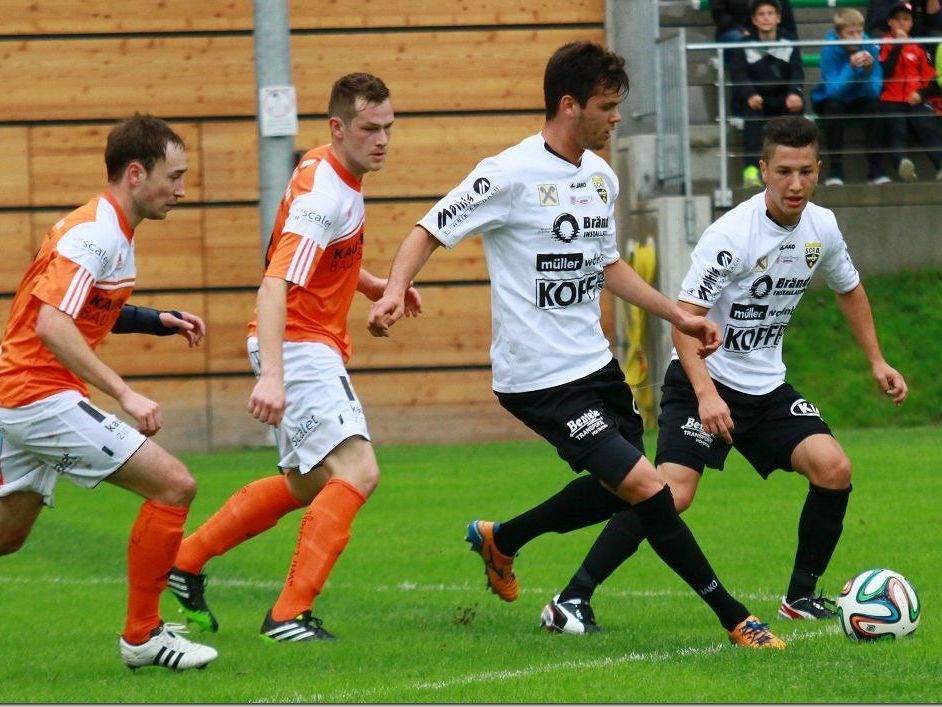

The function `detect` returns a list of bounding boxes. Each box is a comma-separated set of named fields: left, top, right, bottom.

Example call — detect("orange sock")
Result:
left=124, top=499, right=189, bottom=644
left=175, top=475, right=306, bottom=574
left=271, top=478, right=366, bottom=621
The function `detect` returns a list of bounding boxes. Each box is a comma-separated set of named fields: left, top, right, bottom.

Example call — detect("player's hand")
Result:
left=403, top=286, right=423, bottom=318
left=248, top=375, right=286, bottom=426
left=698, top=391, right=734, bottom=444
left=906, top=90, right=923, bottom=106
left=747, top=94, right=763, bottom=110
left=159, top=310, right=206, bottom=348
left=872, top=361, right=907, bottom=406
left=118, top=389, right=163, bottom=436
left=786, top=94, right=804, bottom=113
left=676, top=313, right=721, bottom=358
left=368, top=296, right=405, bottom=337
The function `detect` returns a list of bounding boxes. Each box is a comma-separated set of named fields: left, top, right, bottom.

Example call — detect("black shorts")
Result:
left=495, top=358, right=645, bottom=487
left=655, top=360, right=832, bottom=478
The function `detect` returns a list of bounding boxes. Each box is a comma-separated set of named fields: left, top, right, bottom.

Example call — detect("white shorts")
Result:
left=0, top=390, right=147, bottom=506
left=248, top=338, right=370, bottom=473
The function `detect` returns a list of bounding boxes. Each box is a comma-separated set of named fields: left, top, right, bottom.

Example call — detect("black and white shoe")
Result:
left=167, top=566, right=219, bottom=632
left=540, top=594, right=601, bottom=635
left=778, top=594, right=837, bottom=620
left=119, top=622, right=218, bottom=671
left=260, top=609, right=336, bottom=642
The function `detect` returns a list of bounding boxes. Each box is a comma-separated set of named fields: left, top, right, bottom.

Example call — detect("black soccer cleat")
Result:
left=167, top=567, right=219, bottom=632
left=540, top=594, right=602, bottom=635
left=778, top=593, right=838, bottom=620
left=260, top=609, right=336, bottom=642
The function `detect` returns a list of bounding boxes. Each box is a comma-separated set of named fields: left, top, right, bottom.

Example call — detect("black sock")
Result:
left=786, top=483, right=852, bottom=601
left=633, top=486, right=749, bottom=631
left=494, top=475, right=630, bottom=556
left=559, top=510, right=645, bottom=603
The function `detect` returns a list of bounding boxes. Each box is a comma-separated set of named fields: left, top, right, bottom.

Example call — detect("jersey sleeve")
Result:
left=678, top=227, right=746, bottom=308
left=418, top=158, right=512, bottom=248
left=602, top=169, right=620, bottom=266
left=265, top=191, right=341, bottom=286
left=32, top=223, right=117, bottom=318
left=817, top=213, right=860, bottom=294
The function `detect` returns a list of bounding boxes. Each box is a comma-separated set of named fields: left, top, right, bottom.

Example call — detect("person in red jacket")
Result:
left=878, top=1, right=942, bottom=180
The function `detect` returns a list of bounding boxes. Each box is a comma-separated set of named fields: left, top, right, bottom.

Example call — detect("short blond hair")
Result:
left=833, top=7, right=865, bottom=32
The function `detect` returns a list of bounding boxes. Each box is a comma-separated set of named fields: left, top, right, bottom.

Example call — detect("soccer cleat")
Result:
left=778, top=594, right=837, bottom=620
left=167, top=566, right=219, bottom=632
left=119, top=622, right=218, bottom=671
left=540, top=594, right=601, bottom=635
left=260, top=609, right=336, bottom=642
left=728, top=615, right=786, bottom=649
left=898, top=158, right=917, bottom=182
left=465, top=520, right=518, bottom=602
left=867, top=175, right=892, bottom=186
left=742, top=165, right=762, bottom=188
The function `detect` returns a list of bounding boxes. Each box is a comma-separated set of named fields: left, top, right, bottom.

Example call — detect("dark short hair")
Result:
left=544, top=41, right=629, bottom=119
left=750, top=0, right=782, bottom=16
left=761, top=116, right=820, bottom=161
left=327, top=72, right=390, bottom=124
left=105, top=113, right=185, bottom=182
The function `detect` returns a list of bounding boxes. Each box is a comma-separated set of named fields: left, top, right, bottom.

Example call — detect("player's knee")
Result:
left=349, top=459, right=380, bottom=497
left=152, top=458, right=197, bottom=507
left=809, top=451, right=852, bottom=489
left=671, top=488, right=694, bottom=513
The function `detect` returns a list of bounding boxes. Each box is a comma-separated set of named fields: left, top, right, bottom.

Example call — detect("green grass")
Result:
left=0, top=428, right=939, bottom=702
left=784, top=269, right=942, bottom=428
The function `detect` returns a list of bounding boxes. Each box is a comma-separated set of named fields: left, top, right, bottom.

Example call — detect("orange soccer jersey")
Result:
left=0, top=192, right=136, bottom=407
left=248, top=146, right=366, bottom=362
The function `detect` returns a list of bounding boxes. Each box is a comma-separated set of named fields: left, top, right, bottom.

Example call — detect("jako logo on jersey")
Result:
left=538, top=184, right=559, bottom=206
left=536, top=272, right=605, bottom=309
left=536, top=253, right=584, bottom=272
left=552, top=213, right=580, bottom=243
left=729, top=303, right=768, bottom=321
left=566, top=408, right=608, bottom=440
left=437, top=194, right=476, bottom=229
left=681, top=417, right=713, bottom=447
left=723, top=323, right=786, bottom=352
left=805, top=241, right=821, bottom=268
left=473, top=177, right=491, bottom=195
left=591, top=175, right=609, bottom=204
left=290, top=415, right=321, bottom=448
left=790, top=399, right=821, bottom=417
left=780, top=243, right=796, bottom=250
left=750, top=274, right=774, bottom=299
left=717, top=250, right=733, bottom=267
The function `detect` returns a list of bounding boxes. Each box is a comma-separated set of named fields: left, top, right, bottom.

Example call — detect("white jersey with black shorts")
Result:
left=656, top=192, right=859, bottom=476
left=418, top=134, right=643, bottom=486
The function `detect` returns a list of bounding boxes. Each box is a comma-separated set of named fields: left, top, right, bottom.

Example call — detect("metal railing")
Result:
left=681, top=36, right=942, bottom=206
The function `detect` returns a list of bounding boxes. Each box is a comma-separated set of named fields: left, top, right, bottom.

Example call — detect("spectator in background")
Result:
left=712, top=0, right=798, bottom=41
left=877, top=1, right=942, bottom=180
left=812, top=8, right=890, bottom=185
left=730, top=0, right=804, bottom=187
left=866, top=0, right=942, bottom=38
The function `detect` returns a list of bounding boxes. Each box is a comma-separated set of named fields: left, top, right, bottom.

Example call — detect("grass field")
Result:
left=0, top=427, right=938, bottom=703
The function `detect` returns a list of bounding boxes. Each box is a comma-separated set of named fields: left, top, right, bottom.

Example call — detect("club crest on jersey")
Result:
left=591, top=175, right=608, bottom=204
left=754, top=256, right=768, bottom=272
left=538, top=184, right=559, bottom=207
left=805, top=241, right=821, bottom=268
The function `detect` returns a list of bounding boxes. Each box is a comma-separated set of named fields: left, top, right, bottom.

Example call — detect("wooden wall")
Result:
left=0, top=0, right=610, bottom=452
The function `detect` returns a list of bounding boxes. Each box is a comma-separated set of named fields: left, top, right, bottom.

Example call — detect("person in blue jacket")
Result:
left=812, top=8, right=889, bottom=184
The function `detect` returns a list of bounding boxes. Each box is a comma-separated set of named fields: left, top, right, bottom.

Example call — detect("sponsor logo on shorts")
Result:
left=104, top=417, right=130, bottom=440
left=790, top=399, right=821, bottom=417
left=681, top=417, right=713, bottom=448
left=729, top=303, right=768, bottom=321
left=535, top=271, right=605, bottom=309
left=54, top=452, right=81, bottom=474
left=632, top=399, right=640, bottom=415
left=723, top=323, right=787, bottom=352
left=290, top=414, right=321, bottom=448
left=566, top=409, right=609, bottom=440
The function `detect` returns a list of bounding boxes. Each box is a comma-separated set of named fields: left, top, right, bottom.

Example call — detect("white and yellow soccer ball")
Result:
left=837, top=569, right=920, bottom=640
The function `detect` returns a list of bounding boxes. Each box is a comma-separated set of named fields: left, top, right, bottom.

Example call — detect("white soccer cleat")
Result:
left=540, top=594, right=601, bottom=635
left=119, top=622, right=218, bottom=671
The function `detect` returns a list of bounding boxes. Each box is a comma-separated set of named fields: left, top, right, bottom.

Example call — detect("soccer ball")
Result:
left=836, top=569, right=921, bottom=640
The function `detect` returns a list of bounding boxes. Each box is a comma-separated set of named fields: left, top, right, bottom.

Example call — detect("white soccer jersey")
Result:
left=419, top=134, right=620, bottom=393
left=677, top=192, right=860, bottom=394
